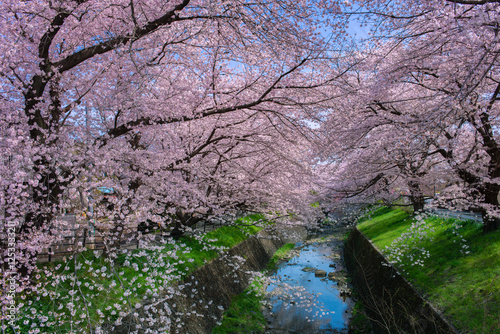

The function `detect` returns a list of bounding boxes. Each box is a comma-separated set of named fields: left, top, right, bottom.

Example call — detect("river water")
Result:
left=263, top=231, right=353, bottom=333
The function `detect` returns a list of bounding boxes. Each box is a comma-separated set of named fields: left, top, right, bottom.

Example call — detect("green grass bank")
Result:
left=357, top=207, right=500, bottom=333
left=15, top=216, right=264, bottom=333
left=212, top=242, right=296, bottom=334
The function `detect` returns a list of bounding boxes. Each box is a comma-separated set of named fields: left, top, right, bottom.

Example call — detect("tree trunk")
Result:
left=482, top=214, right=500, bottom=233
left=105, top=220, right=124, bottom=256
left=19, top=158, right=70, bottom=276
left=408, top=180, right=425, bottom=213
left=482, top=183, right=500, bottom=233
left=22, top=158, right=65, bottom=232
left=170, top=210, right=204, bottom=239
left=411, top=197, right=425, bottom=213
left=170, top=219, right=185, bottom=240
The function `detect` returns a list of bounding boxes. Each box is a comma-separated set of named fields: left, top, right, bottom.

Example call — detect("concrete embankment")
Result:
left=344, top=227, right=459, bottom=334
left=111, top=227, right=304, bottom=334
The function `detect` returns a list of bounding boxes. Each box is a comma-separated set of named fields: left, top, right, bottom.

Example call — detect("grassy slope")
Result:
left=357, top=207, right=500, bottom=333
left=211, top=280, right=267, bottom=334
left=17, top=218, right=263, bottom=333
left=212, top=242, right=296, bottom=334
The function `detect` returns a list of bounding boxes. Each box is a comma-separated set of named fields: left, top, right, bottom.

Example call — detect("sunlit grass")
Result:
left=15, top=217, right=264, bottom=333
left=211, top=280, right=267, bottom=334
left=357, top=208, right=500, bottom=333
left=265, top=243, right=295, bottom=273
left=357, top=208, right=412, bottom=248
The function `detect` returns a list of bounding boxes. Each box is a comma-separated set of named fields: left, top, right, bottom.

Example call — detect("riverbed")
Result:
left=263, top=230, right=353, bottom=333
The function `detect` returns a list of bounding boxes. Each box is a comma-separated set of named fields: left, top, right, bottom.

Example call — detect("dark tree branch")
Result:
left=54, top=0, right=191, bottom=73
left=100, top=59, right=310, bottom=144
left=446, top=0, right=500, bottom=4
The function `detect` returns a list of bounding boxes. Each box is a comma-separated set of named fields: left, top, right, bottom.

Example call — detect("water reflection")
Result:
left=265, top=239, right=352, bottom=333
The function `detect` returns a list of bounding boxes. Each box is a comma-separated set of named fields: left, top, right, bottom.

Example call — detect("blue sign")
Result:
left=97, top=187, right=115, bottom=194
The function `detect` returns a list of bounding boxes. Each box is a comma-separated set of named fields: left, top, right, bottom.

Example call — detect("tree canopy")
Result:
left=2, top=0, right=500, bottom=332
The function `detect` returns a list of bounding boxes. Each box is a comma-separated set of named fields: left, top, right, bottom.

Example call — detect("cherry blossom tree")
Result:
left=321, top=0, right=500, bottom=231
left=315, top=74, right=450, bottom=213
left=0, top=0, right=352, bottom=332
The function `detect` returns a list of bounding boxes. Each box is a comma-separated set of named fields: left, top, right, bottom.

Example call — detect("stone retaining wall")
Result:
left=110, top=229, right=287, bottom=334
left=344, top=227, right=459, bottom=334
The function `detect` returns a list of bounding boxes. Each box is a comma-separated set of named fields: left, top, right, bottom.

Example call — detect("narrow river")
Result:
left=264, top=230, right=353, bottom=333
